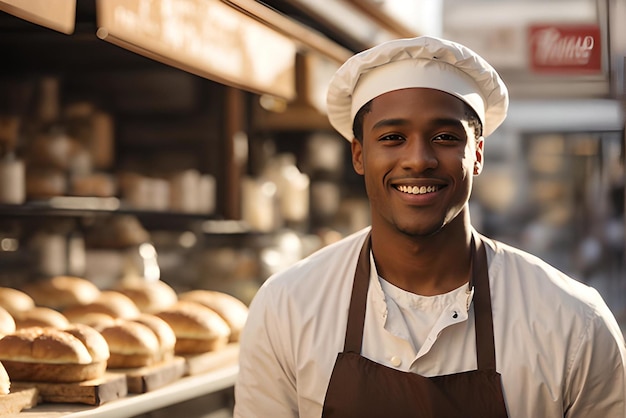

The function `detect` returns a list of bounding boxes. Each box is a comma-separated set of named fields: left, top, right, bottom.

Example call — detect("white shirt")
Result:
left=234, top=227, right=626, bottom=418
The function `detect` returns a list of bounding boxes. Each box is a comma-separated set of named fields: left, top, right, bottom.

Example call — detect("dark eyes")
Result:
left=379, top=133, right=461, bottom=143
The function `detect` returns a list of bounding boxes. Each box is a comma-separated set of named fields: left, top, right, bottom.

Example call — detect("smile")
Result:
left=396, top=185, right=440, bottom=195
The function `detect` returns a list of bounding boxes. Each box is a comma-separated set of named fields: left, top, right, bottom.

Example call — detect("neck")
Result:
left=370, top=219, right=474, bottom=296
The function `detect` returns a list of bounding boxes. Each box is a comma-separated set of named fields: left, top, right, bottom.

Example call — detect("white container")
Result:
left=241, top=176, right=277, bottom=232
left=0, top=156, right=25, bottom=204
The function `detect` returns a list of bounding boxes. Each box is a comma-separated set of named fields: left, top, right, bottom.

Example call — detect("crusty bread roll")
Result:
left=178, top=290, right=249, bottom=342
left=98, top=319, right=160, bottom=368
left=131, top=314, right=176, bottom=363
left=0, top=361, right=9, bottom=395
left=0, top=326, right=107, bottom=382
left=63, top=290, right=140, bottom=321
left=0, top=306, right=16, bottom=337
left=156, top=301, right=230, bottom=355
left=0, top=287, right=35, bottom=316
left=115, top=280, right=178, bottom=314
left=22, top=276, right=100, bottom=310
left=14, top=307, right=69, bottom=329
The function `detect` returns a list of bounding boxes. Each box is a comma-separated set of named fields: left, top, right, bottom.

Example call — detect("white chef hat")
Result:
left=326, top=36, right=509, bottom=141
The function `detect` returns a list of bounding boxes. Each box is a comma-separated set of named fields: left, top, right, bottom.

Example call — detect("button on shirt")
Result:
left=234, top=228, right=626, bottom=418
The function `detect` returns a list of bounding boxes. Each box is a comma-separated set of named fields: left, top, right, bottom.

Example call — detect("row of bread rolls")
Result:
left=0, top=276, right=249, bottom=383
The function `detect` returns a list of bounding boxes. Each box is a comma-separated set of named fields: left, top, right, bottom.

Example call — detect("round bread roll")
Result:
left=0, top=361, right=9, bottom=395
left=22, top=276, right=101, bottom=310
left=64, top=323, right=110, bottom=363
left=178, top=290, right=249, bottom=342
left=156, top=301, right=230, bottom=355
left=98, top=319, right=160, bottom=368
left=63, top=290, right=140, bottom=321
left=0, top=287, right=35, bottom=316
left=14, top=307, right=69, bottom=329
left=116, top=280, right=178, bottom=314
left=132, top=313, right=176, bottom=362
left=0, top=306, right=16, bottom=337
left=0, top=326, right=105, bottom=382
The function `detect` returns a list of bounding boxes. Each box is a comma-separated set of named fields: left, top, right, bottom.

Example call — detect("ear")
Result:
left=351, top=138, right=364, bottom=175
left=473, top=137, right=485, bottom=176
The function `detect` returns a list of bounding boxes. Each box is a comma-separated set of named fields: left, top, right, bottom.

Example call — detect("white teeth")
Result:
left=397, top=185, right=438, bottom=195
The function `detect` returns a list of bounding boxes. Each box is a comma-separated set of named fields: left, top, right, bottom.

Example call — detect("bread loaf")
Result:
left=178, top=290, right=248, bottom=342
left=156, top=301, right=230, bottom=355
left=22, top=276, right=100, bottom=310
left=0, top=326, right=107, bottom=382
left=115, top=280, right=178, bottom=314
left=98, top=319, right=160, bottom=368
left=0, top=287, right=35, bottom=316
left=14, top=307, right=69, bottom=329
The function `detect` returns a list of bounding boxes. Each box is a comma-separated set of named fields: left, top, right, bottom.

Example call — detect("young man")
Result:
left=234, top=36, right=626, bottom=417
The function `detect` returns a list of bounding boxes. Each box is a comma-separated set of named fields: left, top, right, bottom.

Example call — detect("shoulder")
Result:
left=482, top=233, right=623, bottom=342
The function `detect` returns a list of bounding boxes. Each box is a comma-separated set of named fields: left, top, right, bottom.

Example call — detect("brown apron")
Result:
left=322, top=232, right=509, bottom=417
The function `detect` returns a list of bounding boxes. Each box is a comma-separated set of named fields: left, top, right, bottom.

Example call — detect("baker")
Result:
left=234, top=35, right=626, bottom=417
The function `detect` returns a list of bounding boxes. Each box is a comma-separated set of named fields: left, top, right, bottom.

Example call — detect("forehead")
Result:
left=367, top=88, right=471, bottom=119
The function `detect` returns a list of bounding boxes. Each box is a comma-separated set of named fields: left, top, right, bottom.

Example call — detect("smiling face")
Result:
left=351, top=87, right=483, bottom=238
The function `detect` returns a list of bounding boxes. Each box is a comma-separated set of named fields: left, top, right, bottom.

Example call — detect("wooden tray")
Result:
left=183, top=343, right=239, bottom=376
left=10, top=372, right=127, bottom=406
left=113, top=357, right=186, bottom=393
left=0, top=387, right=39, bottom=415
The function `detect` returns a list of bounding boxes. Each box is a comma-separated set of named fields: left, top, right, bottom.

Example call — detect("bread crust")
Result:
left=14, top=307, right=69, bottom=329
left=174, top=336, right=229, bottom=355
left=178, top=290, right=248, bottom=342
left=0, top=326, right=108, bottom=383
left=0, top=287, right=35, bottom=316
left=98, top=319, right=160, bottom=368
left=0, top=327, right=92, bottom=364
left=1, top=360, right=106, bottom=383
left=156, top=301, right=231, bottom=355
left=116, top=280, right=178, bottom=314
left=22, top=276, right=100, bottom=310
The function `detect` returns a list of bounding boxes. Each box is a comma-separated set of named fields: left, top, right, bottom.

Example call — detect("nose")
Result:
left=400, top=137, right=438, bottom=172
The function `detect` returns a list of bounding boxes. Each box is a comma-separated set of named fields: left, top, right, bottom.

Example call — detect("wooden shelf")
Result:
left=15, top=364, right=238, bottom=418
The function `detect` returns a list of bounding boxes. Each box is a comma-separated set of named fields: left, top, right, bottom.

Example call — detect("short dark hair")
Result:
left=351, top=99, right=483, bottom=143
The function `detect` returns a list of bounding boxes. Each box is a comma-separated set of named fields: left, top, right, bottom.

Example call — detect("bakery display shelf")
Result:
left=15, top=363, right=239, bottom=418
left=0, top=198, right=215, bottom=221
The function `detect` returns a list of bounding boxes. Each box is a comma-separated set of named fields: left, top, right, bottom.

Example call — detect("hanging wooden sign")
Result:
left=96, top=0, right=296, bottom=100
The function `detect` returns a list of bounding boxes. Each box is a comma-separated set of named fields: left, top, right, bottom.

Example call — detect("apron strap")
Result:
left=344, top=231, right=371, bottom=352
left=472, top=231, right=497, bottom=370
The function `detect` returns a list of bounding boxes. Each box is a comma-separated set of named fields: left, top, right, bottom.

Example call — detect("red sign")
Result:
left=528, top=24, right=602, bottom=74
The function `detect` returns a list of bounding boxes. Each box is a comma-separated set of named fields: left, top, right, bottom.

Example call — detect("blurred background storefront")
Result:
left=0, top=0, right=624, bottom=416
